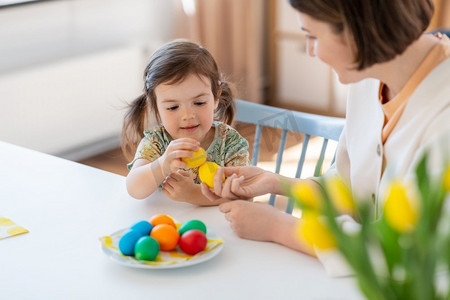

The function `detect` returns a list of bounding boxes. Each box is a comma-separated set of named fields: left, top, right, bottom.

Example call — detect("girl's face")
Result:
left=155, top=73, right=218, bottom=143
left=297, top=12, right=365, bottom=84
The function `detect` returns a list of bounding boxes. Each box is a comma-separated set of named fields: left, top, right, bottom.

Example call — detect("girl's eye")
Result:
left=306, top=34, right=316, bottom=41
left=167, top=105, right=179, bottom=111
left=194, top=101, right=206, bottom=106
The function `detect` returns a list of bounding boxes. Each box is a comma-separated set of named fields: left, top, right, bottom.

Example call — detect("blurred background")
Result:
left=0, top=0, right=449, bottom=174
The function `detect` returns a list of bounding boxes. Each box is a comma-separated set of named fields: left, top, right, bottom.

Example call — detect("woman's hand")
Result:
left=219, top=200, right=312, bottom=254
left=159, top=138, right=199, bottom=177
left=219, top=200, right=280, bottom=241
left=201, top=166, right=280, bottom=201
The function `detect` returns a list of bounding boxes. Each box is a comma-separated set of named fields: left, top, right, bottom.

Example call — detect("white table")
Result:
left=0, top=141, right=363, bottom=299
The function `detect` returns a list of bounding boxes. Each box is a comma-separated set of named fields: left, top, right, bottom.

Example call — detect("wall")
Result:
left=0, top=0, right=176, bottom=160
left=272, top=0, right=347, bottom=116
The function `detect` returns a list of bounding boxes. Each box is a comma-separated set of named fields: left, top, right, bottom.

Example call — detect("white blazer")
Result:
left=328, top=58, right=450, bottom=214
left=317, top=58, right=450, bottom=277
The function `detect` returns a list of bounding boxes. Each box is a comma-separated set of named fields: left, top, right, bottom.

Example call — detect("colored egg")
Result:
left=198, top=161, right=224, bottom=188
left=134, top=236, right=160, bottom=261
left=150, top=224, right=180, bottom=251
left=182, top=147, right=207, bottom=168
left=118, top=230, right=142, bottom=256
left=149, top=214, right=176, bottom=228
left=178, top=229, right=207, bottom=255
left=130, top=220, right=153, bottom=236
left=178, top=219, right=207, bottom=235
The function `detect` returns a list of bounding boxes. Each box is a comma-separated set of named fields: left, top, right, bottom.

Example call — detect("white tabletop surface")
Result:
left=0, top=141, right=364, bottom=299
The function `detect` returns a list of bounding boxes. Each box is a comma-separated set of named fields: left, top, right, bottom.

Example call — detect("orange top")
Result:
left=379, top=35, right=450, bottom=144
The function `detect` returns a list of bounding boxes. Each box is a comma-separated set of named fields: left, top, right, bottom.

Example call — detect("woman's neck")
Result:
left=371, top=34, right=439, bottom=99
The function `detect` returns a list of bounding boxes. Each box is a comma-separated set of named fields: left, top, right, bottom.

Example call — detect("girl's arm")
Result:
left=126, top=138, right=199, bottom=199
left=126, top=158, right=166, bottom=199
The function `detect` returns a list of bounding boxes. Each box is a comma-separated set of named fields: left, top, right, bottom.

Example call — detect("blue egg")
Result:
left=118, top=230, right=142, bottom=256
left=131, top=220, right=153, bottom=236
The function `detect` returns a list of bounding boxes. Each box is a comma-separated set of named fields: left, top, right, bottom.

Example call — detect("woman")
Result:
left=201, top=0, right=450, bottom=259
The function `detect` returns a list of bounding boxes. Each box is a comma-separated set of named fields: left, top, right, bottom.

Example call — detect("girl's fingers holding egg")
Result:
left=166, top=141, right=198, bottom=153
left=172, top=150, right=196, bottom=159
left=170, top=138, right=200, bottom=150
left=169, top=159, right=186, bottom=170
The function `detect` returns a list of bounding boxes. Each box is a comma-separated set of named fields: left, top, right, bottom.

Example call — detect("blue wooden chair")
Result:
left=234, top=99, right=345, bottom=214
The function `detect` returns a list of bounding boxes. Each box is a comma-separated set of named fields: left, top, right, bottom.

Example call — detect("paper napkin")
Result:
left=0, top=217, right=29, bottom=240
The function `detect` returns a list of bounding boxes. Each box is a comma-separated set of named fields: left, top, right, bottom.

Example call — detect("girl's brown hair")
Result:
left=289, top=0, right=434, bottom=70
left=121, top=40, right=234, bottom=159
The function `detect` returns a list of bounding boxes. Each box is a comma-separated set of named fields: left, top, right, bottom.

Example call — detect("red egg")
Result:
left=178, top=229, right=207, bottom=255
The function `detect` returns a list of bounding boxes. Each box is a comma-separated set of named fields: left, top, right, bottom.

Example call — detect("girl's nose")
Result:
left=181, top=106, right=195, bottom=120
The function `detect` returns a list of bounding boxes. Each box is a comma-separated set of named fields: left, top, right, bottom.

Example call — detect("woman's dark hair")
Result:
left=289, top=0, right=434, bottom=70
left=121, top=40, right=234, bottom=159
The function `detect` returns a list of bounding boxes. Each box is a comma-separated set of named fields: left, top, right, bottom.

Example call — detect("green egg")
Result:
left=178, top=219, right=207, bottom=235
left=134, top=236, right=159, bottom=261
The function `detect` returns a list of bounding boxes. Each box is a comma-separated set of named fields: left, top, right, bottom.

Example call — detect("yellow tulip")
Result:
left=297, top=211, right=336, bottom=250
left=383, top=181, right=418, bottom=233
left=443, top=164, right=450, bottom=192
left=291, top=181, right=322, bottom=210
left=325, top=176, right=355, bottom=214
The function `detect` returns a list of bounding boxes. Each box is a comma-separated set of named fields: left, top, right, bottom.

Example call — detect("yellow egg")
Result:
left=182, top=147, right=207, bottom=168
left=198, top=161, right=224, bottom=188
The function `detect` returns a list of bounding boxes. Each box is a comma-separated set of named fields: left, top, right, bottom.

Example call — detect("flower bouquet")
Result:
left=288, top=154, right=450, bottom=300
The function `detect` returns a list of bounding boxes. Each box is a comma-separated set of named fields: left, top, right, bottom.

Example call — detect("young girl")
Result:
left=121, top=40, right=249, bottom=205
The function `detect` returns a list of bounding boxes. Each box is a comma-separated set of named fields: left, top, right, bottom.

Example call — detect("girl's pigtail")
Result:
left=121, top=94, right=148, bottom=161
left=215, top=80, right=235, bottom=125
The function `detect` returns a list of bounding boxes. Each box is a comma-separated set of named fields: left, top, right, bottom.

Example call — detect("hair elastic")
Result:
left=145, top=73, right=152, bottom=90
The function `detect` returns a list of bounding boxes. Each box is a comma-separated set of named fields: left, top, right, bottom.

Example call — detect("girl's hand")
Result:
left=200, top=166, right=279, bottom=201
left=162, top=169, right=197, bottom=202
left=159, top=138, right=199, bottom=177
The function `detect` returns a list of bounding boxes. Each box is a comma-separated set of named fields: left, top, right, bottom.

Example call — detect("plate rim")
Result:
left=101, top=227, right=224, bottom=269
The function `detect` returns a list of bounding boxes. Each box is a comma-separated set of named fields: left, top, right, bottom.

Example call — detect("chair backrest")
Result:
left=234, top=99, right=345, bottom=214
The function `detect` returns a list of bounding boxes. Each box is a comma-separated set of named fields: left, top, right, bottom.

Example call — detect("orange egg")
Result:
left=150, top=224, right=180, bottom=251
left=149, top=214, right=176, bottom=228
